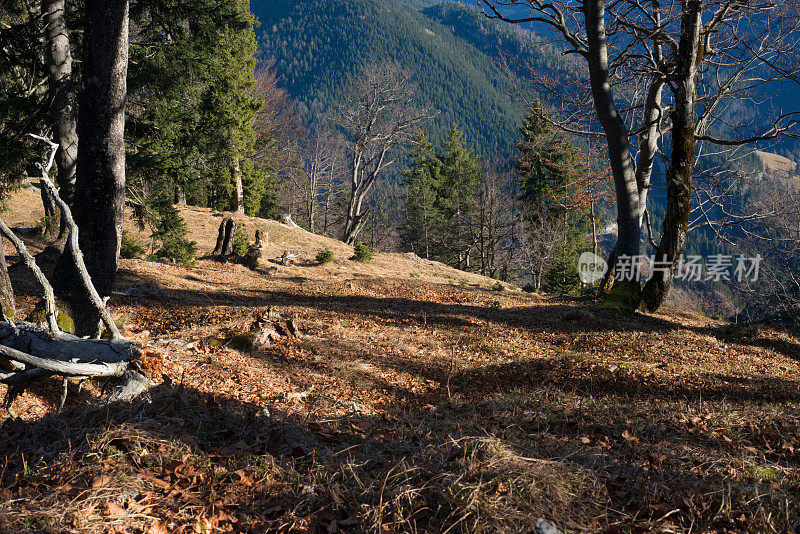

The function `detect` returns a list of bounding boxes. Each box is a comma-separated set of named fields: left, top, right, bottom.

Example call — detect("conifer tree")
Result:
left=435, top=124, right=481, bottom=269
left=401, top=131, right=438, bottom=259
left=202, top=0, right=260, bottom=214
left=401, top=124, right=481, bottom=269
left=516, top=102, right=592, bottom=294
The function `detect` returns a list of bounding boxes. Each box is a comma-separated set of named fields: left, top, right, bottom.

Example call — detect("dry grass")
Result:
left=1, top=193, right=799, bottom=532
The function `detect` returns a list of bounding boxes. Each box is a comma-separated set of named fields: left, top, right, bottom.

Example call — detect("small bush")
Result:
left=151, top=202, right=197, bottom=267
left=120, top=230, right=145, bottom=259
left=410, top=272, right=420, bottom=278
left=492, top=281, right=505, bottom=292
left=522, top=283, right=536, bottom=293
left=352, top=243, right=372, bottom=262
left=316, top=246, right=334, bottom=264
left=233, top=226, right=250, bottom=257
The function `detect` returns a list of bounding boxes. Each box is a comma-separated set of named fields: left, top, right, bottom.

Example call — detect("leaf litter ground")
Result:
left=0, top=195, right=799, bottom=533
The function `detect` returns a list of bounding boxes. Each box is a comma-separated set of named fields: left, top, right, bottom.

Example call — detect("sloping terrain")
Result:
left=0, top=190, right=799, bottom=532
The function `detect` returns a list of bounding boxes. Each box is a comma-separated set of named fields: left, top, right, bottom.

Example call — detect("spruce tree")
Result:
left=201, top=0, right=260, bottom=214
left=516, top=102, right=592, bottom=295
left=401, top=131, right=437, bottom=259
left=435, top=124, right=481, bottom=269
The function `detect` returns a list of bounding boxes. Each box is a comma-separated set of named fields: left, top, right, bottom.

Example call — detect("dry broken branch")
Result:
left=29, top=134, right=121, bottom=340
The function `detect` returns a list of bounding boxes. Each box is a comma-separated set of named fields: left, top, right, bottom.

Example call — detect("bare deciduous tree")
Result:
left=483, top=0, right=800, bottom=310
left=337, top=61, right=428, bottom=245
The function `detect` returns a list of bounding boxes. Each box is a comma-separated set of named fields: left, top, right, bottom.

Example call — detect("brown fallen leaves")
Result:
left=2, top=251, right=800, bottom=532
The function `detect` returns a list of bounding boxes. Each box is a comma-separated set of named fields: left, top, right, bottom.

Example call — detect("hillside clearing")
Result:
left=0, top=191, right=798, bottom=533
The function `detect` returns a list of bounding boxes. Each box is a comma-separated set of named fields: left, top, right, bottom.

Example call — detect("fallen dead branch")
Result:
left=0, top=136, right=147, bottom=415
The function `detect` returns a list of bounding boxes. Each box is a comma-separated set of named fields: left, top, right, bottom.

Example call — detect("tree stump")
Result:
left=213, top=217, right=237, bottom=260
left=242, top=231, right=264, bottom=270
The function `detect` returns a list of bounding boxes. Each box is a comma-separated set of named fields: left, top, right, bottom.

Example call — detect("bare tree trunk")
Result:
left=0, top=238, right=14, bottom=322
left=344, top=167, right=372, bottom=246
left=640, top=0, right=702, bottom=312
left=213, top=217, right=230, bottom=256
left=221, top=218, right=236, bottom=257
left=55, top=0, right=129, bottom=337
left=584, top=0, right=641, bottom=260
left=233, top=155, right=245, bottom=215
left=43, top=0, right=78, bottom=207
left=344, top=152, right=365, bottom=245
left=307, top=154, right=318, bottom=233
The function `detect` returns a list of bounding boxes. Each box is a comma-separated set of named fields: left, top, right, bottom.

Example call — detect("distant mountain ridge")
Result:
left=251, top=0, right=570, bottom=154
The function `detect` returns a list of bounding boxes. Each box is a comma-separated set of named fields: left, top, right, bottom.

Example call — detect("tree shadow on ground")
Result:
left=114, top=267, right=800, bottom=366
left=113, top=268, right=685, bottom=335
left=1, top=367, right=798, bottom=533
left=2, top=266, right=798, bottom=531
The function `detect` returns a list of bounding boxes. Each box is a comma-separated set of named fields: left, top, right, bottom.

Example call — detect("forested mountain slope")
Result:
left=251, top=0, right=568, bottom=153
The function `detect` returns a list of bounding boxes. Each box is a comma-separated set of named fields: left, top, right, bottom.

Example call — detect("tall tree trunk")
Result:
left=57, top=0, right=129, bottom=337
left=584, top=0, right=641, bottom=259
left=233, top=155, right=244, bottom=215
left=344, top=183, right=368, bottom=245
left=636, top=81, right=665, bottom=225
left=308, top=156, right=318, bottom=233
left=640, top=0, right=702, bottom=312
left=43, top=0, right=78, bottom=207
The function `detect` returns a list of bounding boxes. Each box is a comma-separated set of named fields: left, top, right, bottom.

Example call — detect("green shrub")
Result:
left=522, top=283, right=536, bottom=293
left=352, top=243, right=372, bottom=262
left=233, top=226, right=250, bottom=256
left=120, top=230, right=145, bottom=259
left=492, top=281, right=505, bottom=292
left=316, top=246, right=334, bottom=264
left=151, top=201, right=197, bottom=267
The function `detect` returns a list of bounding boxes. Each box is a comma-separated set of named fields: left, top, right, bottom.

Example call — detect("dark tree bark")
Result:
left=213, top=217, right=231, bottom=256
left=640, top=0, right=702, bottom=312
left=43, top=0, right=78, bottom=207
left=55, top=0, right=129, bottom=336
left=221, top=218, right=236, bottom=257
left=212, top=218, right=236, bottom=260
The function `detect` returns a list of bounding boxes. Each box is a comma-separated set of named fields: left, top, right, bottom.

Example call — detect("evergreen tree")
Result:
left=201, top=0, right=261, bottom=214
left=127, top=0, right=262, bottom=214
left=435, top=124, right=481, bottom=269
left=401, top=124, right=481, bottom=270
left=401, top=131, right=437, bottom=258
left=516, top=103, right=592, bottom=294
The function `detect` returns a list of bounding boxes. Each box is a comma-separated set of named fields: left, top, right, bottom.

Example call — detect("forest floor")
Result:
left=0, top=188, right=799, bottom=533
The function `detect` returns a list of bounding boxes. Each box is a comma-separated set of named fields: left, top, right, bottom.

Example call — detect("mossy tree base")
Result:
left=600, top=280, right=641, bottom=314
